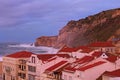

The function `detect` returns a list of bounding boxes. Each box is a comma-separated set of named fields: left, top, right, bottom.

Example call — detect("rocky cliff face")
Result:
left=35, top=8, right=120, bottom=48
left=35, top=36, right=57, bottom=47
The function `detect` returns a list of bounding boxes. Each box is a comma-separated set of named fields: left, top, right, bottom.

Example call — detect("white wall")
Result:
left=76, top=62, right=116, bottom=80
left=62, top=71, right=75, bottom=80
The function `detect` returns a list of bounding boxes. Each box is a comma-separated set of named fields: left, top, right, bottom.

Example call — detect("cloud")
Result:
left=0, top=0, right=120, bottom=27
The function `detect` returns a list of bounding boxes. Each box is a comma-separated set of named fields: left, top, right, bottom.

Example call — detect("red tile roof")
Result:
left=116, top=52, right=120, bottom=55
left=78, top=46, right=93, bottom=53
left=74, top=56, right=94, bottom=64
left=6, top=51, right=33, bottom=58
left=37, top=54, right=55, bottom=61
left=92, top=51, right=103, bottom=57
left=64, top=56, right=94, bottom=72
left=58, top=46, right=78, bottom=52
left=104, top=69, right=120, bottom=77
left=47, top=57, right=57, bottom=62
left=105, top=53, right=117, bottom=62
left=59, top=45, right=92, bottom=53
left=106, top=57, right=117, bottom=63
left=78, top=61, right=106, bottom=71
left=64, top=66, right=76, bottom=72
left=81, top=49, right=93, bottom=53
left=37, top=54, right=70, bottom=61
left=46, top=61, right=68, bottom=72
left=78, top=46, right=92, bottom=50
left=88, top=42, right=115, bottom=47
left=56, top=54, right=70, bottom=58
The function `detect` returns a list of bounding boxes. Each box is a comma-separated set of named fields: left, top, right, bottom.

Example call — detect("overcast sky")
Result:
left=0, top=0, right=120, bottom=43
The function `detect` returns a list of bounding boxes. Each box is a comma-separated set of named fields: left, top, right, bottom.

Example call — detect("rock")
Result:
left=35, top=36, right=58, bottom=47
left=35, top=8, right=120, bottom=48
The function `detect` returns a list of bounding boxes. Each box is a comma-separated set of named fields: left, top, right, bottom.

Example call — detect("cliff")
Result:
left=35, top=36, right=58, bottom=47
left=35, top=8, right=120, bottom=48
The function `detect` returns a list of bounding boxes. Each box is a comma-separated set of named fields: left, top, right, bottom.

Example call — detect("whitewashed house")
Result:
left=27, top=53, right=70, bottom=80
left=2, top=51, right=33, bottom=80
left=58, top=45, right=93, bottom=58
left=62, top=51, right=119, bottom=80
left=42, top=60, right=69, bottom=80
left=88, top=42, right=116, bottom=53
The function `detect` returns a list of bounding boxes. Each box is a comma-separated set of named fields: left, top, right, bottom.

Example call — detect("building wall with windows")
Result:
left=62, top=61, right=119, bottom=80
left=2, top=57, right=19, bottom=80
left=2, top=51, right=32, bottom=80
left=2, top=57, right=29, bottom=80
left=17, top=59, right=28, bottom=80
left=27, top=54, right=69, bottom=80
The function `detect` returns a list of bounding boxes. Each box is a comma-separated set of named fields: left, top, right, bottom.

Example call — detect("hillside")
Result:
left=35, top=8, right=120, bottom=48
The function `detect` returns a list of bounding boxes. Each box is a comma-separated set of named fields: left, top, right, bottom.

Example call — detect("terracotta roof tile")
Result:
left=78, top=61, right=106, bottom=71
left=47, top=57, right=57, bottom=62
left=37, top=54, right=55, bottom=61
left=80, top=49, right=93, bottom=53
left=92, top=51, right=103, bottom=57
left=46, top=61, right=68, bottom=72
left=56, top=54, right=70, bottom=58
left=58, top=46, right=79, bottom=52
left=106, top=56, right=117, bottom=63
left=88, top=42, right=115, bottom=47
left=74, top=56, right=94, bottom=64
left=104, top=69, right=120, bottom=77
left=59, top=46, right=92, bottom=53
left=64, top=56, right=94, bottom=72
left=64, top=66, right=76, bottom=72
left=37, top=54, right=70, bottom=61
left=105, top=53, right=117, bottom=62
left=6, top=51, right=33, bottom=58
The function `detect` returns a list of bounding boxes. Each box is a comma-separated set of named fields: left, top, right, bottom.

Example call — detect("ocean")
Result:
left=0, top=42, right=58, bottom=60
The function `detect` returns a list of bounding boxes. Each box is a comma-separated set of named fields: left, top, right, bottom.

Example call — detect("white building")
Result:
left=2, top=51, right=33, bottom=80
left=88, top=42, right=116, bottom=53
left=58, top=46, right=93, bottom=58
left=62, top=52, right=119, bottom=80
left=27, top=53, right=70, bottom=80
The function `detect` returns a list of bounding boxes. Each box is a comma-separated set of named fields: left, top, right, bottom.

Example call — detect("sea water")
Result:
left=0, top=42, right=58, bottom=60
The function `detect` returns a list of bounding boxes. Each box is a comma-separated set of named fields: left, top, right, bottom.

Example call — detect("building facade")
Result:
left=2, top=51, right=32, bottom=80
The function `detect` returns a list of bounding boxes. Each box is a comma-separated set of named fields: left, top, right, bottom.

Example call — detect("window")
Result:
left=28, top=66, right=36, bottom=72
left=31, top=56, right=35, bottom=63
left=18, top=73, right=26, bottom=79
left=28, top=74, right=35, bottom=80
left=19, top=65, right=21, bottom=68
left=21, top=73, right=26, bottom=79
left=19, top=65, right=26, bottom=71
left=5, top=66, right=11, bottom=73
